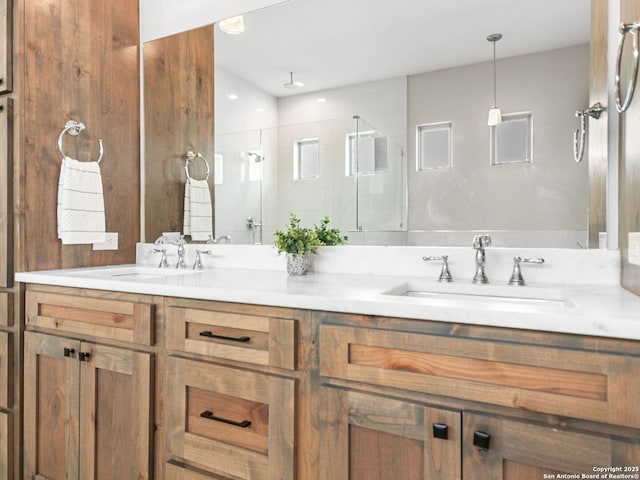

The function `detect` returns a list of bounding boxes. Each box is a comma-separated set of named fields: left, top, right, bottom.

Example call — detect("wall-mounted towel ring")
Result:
left=615, top=21, right=640, bottom=113
left=57, top=120, right=104, bottom=163
left=185, top=150, right=210, bottom=181
left=573, top=102, right=605, bottom=163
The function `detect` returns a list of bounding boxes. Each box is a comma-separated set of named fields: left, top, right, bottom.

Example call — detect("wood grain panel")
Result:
left=0, top=411, right=12, bottom=480
left=0, top=291, right=12, bottom=326
left=0, top=331, right=11, bottom=408
left=320, top=324, right=640, bottom=428
left=166, top=356, right=295, bottom=480
left=0, top=97, right=12, bottom=287
left=143, top=25, right=214, bottom=242
left=25, top=291, right=154, bottom=345
left=588, top=0, right=608, bottom=248
left=0, top=0, right=11, bottom=93
left=166, top=304, right=296, bottom=369
left=621, top=0, right=640, bottom=294
left=20, top=0, right=140, bottom=272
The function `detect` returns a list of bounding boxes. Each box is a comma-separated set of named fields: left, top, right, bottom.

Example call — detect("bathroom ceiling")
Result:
left=214, top=0, right=591, bottom=97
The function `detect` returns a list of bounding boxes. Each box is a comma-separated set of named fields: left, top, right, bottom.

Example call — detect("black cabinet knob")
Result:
left=473, top=430, right=491, bottom=451
left=432, top=423, right=449, bottom=440
left=63, top=347, right=75, bottom=358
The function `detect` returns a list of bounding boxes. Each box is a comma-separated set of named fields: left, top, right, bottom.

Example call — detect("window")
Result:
left=294, top=138, right=319, bottom=179
left=490, top=112, right=532, bottom=165
left=417, top=122, right=452, bottom=171
left=345, top=131, right=388, bottom=175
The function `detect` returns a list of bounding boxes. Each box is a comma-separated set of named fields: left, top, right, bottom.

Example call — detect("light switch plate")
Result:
left=93, top=232, right=119, bottom=251
left=629, top=232, right=640, bottom=266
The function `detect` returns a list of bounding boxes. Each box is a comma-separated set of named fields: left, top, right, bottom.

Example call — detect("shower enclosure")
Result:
left=214, top=116, right=406, bottom=245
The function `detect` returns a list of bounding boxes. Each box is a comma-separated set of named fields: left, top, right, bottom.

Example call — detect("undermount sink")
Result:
left=71, top=265, right=201, bottom=280
left=383, top=281, right=574, bottom=308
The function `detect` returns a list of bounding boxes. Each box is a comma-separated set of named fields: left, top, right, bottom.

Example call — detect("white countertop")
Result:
left=15, top=255, right=640, bottom=341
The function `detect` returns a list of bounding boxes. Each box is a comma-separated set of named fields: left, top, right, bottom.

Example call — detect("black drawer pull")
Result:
left=200, top=410, right=252, bottom=428
left=199, top=330, right=251, bottom=343
left=473, top=430, right=491, bottom=451
left=63, top=347, right=75, bottom=358
left=432, top=423, right=449, bottom=440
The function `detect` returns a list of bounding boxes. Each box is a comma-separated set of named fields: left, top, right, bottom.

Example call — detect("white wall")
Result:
left=140, top=0, right=289, bottom=42
left=407, top=45, right=590, bottom=244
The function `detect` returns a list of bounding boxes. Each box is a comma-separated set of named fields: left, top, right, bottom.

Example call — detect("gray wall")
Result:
left=407, top=44, right=590, bottom=233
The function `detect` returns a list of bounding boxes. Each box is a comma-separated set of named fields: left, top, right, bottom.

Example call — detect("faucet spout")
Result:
left=472, top=234, right=491, bottom=284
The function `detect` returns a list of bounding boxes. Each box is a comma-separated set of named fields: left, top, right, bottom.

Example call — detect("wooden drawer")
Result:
left=0, top=410, right=12, bottom=480
left=166, top=303, right=296, bottom=369
left=25, top=291, right=154, bottom=345
left=165, top=461, right=230, bottom=480
left=319, top=324, right=640, bottom=429
left=166, top=357, right=295, bottom=480
left=0, top=292, right=12, bottom=326
left=0, top=331, right=10, bottom=408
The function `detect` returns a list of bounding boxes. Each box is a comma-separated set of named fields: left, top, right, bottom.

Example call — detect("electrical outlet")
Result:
left=93, top=232, right=119, bottom=251
left=629, top=232, right=640, bottom=266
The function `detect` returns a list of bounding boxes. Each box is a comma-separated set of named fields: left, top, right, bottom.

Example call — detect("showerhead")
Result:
left=247, top=152, right=264, bottom=163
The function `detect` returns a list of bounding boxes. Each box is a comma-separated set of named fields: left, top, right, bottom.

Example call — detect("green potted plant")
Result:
left=273, top=213, right=319, bottom=275
left=314, top=215, right=346, bottom=246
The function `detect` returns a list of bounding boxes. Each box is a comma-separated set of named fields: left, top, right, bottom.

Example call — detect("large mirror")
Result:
left=146, top=0, right=602, bottom=248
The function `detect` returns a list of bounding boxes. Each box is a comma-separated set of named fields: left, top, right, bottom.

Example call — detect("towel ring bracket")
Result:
left=185, top=150, right=210, bottom=181
left=58, top=120, right=104, bottom=164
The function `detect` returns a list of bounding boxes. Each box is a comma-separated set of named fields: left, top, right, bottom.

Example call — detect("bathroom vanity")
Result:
left=16, top=247, right=640, bottom=479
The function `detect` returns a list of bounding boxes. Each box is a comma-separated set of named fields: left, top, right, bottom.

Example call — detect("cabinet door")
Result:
left=166, top=357, right=295, bottom=480
left=24, top=332, right=81, bottom=480
left=78, top=343, right=153, bottom=480
left=0, top=97, right=12, bottom=287
left=320, top=388, right=461, bottom=480
left=463, top=412, right=640, bottom=479
left=0, top=410, right=12, bottom=480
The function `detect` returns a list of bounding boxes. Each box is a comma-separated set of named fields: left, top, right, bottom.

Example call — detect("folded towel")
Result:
left=183, top=178, right=213, bottom=241
left=57, top=157, right=106, bottom=244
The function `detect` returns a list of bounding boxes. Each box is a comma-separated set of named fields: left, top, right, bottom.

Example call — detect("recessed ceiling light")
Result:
left=255, top=107, right=265, bottom=112
left=228, top=94, right=238, bottom=100
left=317, top=98, right=327, bottom=103
left=219, top=16, right=245, bottom=35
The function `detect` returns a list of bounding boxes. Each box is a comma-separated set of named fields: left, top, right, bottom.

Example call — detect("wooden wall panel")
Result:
left=19, top=0, right=140, bottom=272
left=588, top=0, right=608, bottom=248
left=620, top=0, right=640, bottom=294
left=143, top=25, right=214, bottom=243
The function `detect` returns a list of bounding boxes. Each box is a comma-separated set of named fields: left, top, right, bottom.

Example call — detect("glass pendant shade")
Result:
left=488, top=107, right=502, bottom=126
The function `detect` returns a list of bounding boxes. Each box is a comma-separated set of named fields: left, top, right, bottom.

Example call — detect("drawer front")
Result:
left=25, top=291, right=154, bottom=345
left=320, top=324, right=640, bottom=429
left=0, top=331, right=10, bottom=408
left=166, top=304, right=296, bottom=369
left=0, top=410, right=12, bottom=480
left=166, top=357, right=295, bottom=480
left=165, top=461, right=230, bottom=480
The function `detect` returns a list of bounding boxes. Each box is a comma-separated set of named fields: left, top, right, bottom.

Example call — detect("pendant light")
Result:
left=487, top=33, right=503, bottom=126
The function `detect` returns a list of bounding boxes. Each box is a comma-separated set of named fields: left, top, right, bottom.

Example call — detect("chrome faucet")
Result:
left=422, top=255, right=453, bottom=282
left=193, top=249, right=212, bottom=270
left=207, top=234, right=233, bottom=244
left=174, top=236, right=188, bottom=269
left=472, top=234, right=491, bottom=284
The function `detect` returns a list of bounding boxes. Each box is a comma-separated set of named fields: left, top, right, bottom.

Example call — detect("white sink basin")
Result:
left=71, top=265, right=201, bottom=280
left=383, top=281, right=574, bottom=308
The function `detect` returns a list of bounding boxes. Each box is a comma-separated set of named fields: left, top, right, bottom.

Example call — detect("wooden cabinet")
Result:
left=165, top=299, right=300, bottom=479
left=166, top=357, right=295, bottom=480
left=23, top=330, right=153, bottom=479
left=463, top=412, right=640, bottom=479
left=320, top=388, right=461, bottom=479
left=319, top=315, right=640, bottom=479
left=0, top=410, right=12, bottom=480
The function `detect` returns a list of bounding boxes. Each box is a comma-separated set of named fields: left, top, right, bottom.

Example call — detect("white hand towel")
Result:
left=183, top=178, right=213, bottom=241
left=57, top=157, right=106, bottom=244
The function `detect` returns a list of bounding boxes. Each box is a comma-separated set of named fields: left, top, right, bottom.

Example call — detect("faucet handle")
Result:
left=153, top=248, right=169, bottom=268
left=193, top=249, right=212, bottom=270
left=473, top=234, right=492, bottom=248
left=423, top=255, right=453, bottom=282
left=509, top=256, right=545, bottom=286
